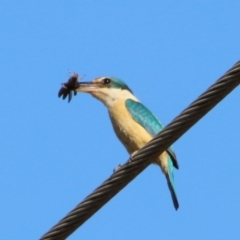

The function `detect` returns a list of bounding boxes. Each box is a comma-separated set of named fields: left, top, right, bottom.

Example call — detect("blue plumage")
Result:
left=125, top=99, right=179, bottom=210
left=75, top=76, right=179, bottom=209
left=125, top=99, right=178, bottom=169
left=107, top=77, right=133, bottom=93
left=166, top=156, right=179, bottom=210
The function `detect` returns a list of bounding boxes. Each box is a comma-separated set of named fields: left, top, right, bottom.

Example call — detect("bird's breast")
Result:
left=108, top=100, right=152, bottom=154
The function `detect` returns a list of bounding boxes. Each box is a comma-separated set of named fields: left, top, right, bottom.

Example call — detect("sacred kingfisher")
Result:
left=66, top=76, right=179, bottom=210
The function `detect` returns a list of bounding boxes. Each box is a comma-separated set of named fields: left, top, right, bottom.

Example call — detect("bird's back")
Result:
left=108, top=99, right=153, bottom=154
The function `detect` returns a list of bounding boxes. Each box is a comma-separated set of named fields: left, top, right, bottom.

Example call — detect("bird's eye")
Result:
left=103, top=78, right=111, bottom=84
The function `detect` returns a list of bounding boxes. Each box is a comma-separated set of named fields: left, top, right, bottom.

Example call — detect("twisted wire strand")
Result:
left=40, top=61, right=240, bottom=240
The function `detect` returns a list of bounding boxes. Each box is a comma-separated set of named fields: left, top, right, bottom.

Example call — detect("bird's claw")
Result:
left=113, top=153, right=138, bottom=174
left=113, top=164, right=123, bottom=173
left=128, top=157, right=133, bottom=164
left=128, top=150, right=138, bottom=163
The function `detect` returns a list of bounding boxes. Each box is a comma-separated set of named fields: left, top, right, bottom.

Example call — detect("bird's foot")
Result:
left=128, top=150, right=138, bottom=163
left=113, top=151, right=139, bottom=173
left=113, top=164, right=123, bottom=173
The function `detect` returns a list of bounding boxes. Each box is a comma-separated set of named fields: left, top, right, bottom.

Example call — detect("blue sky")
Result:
left=1, top=1, right=240, bottom=239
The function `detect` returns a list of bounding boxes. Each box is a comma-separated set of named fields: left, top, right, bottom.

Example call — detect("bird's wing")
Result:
left=125, top=99, right=178, bottom=169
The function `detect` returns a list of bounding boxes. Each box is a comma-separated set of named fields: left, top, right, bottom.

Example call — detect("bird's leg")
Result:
left=128, top=150, right=138, bottom=163
left=113, top=164, right=123, bottom=173
left=113, top=151, right=139, bottom=173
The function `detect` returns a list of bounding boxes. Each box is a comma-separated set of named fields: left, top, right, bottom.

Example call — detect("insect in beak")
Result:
left=58, top=74, right=80, bottom=102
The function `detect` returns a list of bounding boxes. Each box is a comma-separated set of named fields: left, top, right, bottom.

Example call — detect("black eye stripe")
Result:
left=103, top=78, right=111, bottom=84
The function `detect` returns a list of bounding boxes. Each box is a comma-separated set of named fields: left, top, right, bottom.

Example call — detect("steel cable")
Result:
left=40, top=61, right=240, bottom=240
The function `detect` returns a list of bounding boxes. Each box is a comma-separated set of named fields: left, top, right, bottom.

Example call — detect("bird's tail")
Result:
left=166, top=166, right=179, bottom=210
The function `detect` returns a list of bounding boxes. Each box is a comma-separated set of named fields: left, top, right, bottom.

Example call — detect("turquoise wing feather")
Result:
left=125, top=99, right=178, bottom=169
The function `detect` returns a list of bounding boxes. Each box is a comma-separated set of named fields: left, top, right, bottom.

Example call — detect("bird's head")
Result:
left=76, top=77, right=135, bottom=107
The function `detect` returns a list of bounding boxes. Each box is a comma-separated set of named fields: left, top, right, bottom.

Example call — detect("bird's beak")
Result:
left=75, top=81, right=101, bottom=93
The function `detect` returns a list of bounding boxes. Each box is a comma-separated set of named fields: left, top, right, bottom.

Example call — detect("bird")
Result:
left=73, top=77, right=179, bottom=210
